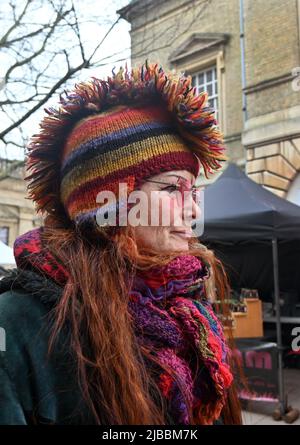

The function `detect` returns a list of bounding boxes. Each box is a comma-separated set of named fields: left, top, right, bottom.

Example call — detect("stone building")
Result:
left=118, top=0, right=300, bottom=203
left=0, top=159, right=41, bottom=248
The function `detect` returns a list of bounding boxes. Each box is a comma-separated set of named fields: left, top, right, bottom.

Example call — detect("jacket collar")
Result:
left=13, top=227, right=68, bottom=286
left=0, top=227, right=67, bottom=305
left=0, top=267, right=63, bottom=305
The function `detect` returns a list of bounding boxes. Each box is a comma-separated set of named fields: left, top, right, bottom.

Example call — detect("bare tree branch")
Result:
left=1, top=25, right=49, bottom=48
left=3, top=6, right=73, bottom=84
left=87, top=15, right=121, bottom=64
left=0, top=94, right=38, bottom=106
left=0, top=0, right=130, bottom=155
left=0, top=59, right=90, bottom=142
left=0, top=0, right=32, bottom=47
left=70, top=0, right=85, bottom=62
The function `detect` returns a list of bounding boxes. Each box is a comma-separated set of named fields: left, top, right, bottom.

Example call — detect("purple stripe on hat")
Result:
left=64, top=151, right=199, bottom=211
left=74, top=197, right=128, bottom=227
left=61, top=121, right=175, bottom=173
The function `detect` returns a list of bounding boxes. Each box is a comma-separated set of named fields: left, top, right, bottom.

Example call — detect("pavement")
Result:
left=242, top=368, right=300, bottom=425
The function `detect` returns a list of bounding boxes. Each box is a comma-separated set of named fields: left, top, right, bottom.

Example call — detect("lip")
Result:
left=170, top=230, right=193, bottom=238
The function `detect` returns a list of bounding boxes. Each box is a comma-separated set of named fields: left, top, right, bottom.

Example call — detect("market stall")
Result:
left=200, top=163, right=300, bottom=422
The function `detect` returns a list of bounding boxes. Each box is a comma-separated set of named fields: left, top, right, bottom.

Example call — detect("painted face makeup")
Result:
left=144, top=177, right=203, bottom=207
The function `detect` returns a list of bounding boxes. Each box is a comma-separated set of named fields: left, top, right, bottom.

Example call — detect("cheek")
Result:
left=134, top=225, right=169, bottom=250
left=158, top=195, right=178, bottom=225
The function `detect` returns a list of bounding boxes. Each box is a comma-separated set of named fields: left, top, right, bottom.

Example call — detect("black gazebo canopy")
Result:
left=200, top=162, right=300, bottom=416
left=202, top=163, right=300, bottom=242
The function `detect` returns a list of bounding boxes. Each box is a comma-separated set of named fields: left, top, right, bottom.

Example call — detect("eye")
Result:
left=162, top=184, right=179, bottom=193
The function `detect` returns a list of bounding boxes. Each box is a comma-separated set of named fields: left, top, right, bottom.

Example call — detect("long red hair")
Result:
left=43, top=214, right=242, bottom=425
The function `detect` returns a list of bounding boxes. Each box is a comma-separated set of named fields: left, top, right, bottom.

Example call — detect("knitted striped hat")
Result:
left=26, top=61, right=227, bottom=227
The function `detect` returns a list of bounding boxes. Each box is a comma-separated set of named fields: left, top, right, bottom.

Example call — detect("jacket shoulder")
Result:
left=0, top=274, right=84, bottom=424
left=0, top=287, right=52, bottom=350
left=0, top=287, right=48, bottom=321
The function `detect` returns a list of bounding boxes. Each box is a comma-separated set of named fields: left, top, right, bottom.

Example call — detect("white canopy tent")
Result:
left=0, top=240, right=15, bottom=267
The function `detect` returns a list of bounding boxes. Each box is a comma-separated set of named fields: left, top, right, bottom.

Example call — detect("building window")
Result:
left=0, top=227, right=9, bottom=245
left=192, top=66, right=218, bottom=120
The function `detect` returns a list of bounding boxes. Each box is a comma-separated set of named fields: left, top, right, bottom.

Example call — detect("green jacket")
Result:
left=0, top=269, right=95, bottom=425
left=0, top=268, right=225, bottom=426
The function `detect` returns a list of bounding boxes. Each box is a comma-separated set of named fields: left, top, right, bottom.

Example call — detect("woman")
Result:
left=0, top=61, right=242, bottom=425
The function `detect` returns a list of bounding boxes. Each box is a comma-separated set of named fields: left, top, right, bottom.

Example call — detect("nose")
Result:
left=181, top=193, right=201, bottom=226
left=192, top=197, right=200, bottom=220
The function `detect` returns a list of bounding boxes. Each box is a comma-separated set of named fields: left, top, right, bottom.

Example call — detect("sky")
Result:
left=0, top=0, right=132, bottom=160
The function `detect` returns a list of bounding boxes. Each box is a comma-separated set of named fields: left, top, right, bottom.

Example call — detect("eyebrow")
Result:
left=163, top=173, right=194, bottom=182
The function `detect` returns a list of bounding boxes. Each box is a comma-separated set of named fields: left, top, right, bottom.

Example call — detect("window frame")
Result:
left=176, top=51, right=226, bottom=133
left=0, top=226, right=9, bottom=245
left=191, top=65, right=219, bottom=121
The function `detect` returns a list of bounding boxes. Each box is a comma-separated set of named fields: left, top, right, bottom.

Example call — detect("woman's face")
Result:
left=131, top=170, right=201, bottom=252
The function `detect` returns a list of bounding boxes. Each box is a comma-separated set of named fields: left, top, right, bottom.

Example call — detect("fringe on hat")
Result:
left=26, top=60, right=227, bottom=216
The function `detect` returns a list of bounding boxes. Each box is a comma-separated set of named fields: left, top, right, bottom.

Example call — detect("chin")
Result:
left=166, top=233, right=190, bottom=252
left=168, top=240, right=190, bottom=252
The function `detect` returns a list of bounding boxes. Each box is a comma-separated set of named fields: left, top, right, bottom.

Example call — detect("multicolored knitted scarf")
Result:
left=128, top=256, right=233, bottom=425
left=13, top=228, right=233, bottom=425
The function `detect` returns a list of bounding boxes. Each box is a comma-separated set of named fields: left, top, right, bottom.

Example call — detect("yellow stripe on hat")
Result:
left=60, top=134, right=189, bottom=204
